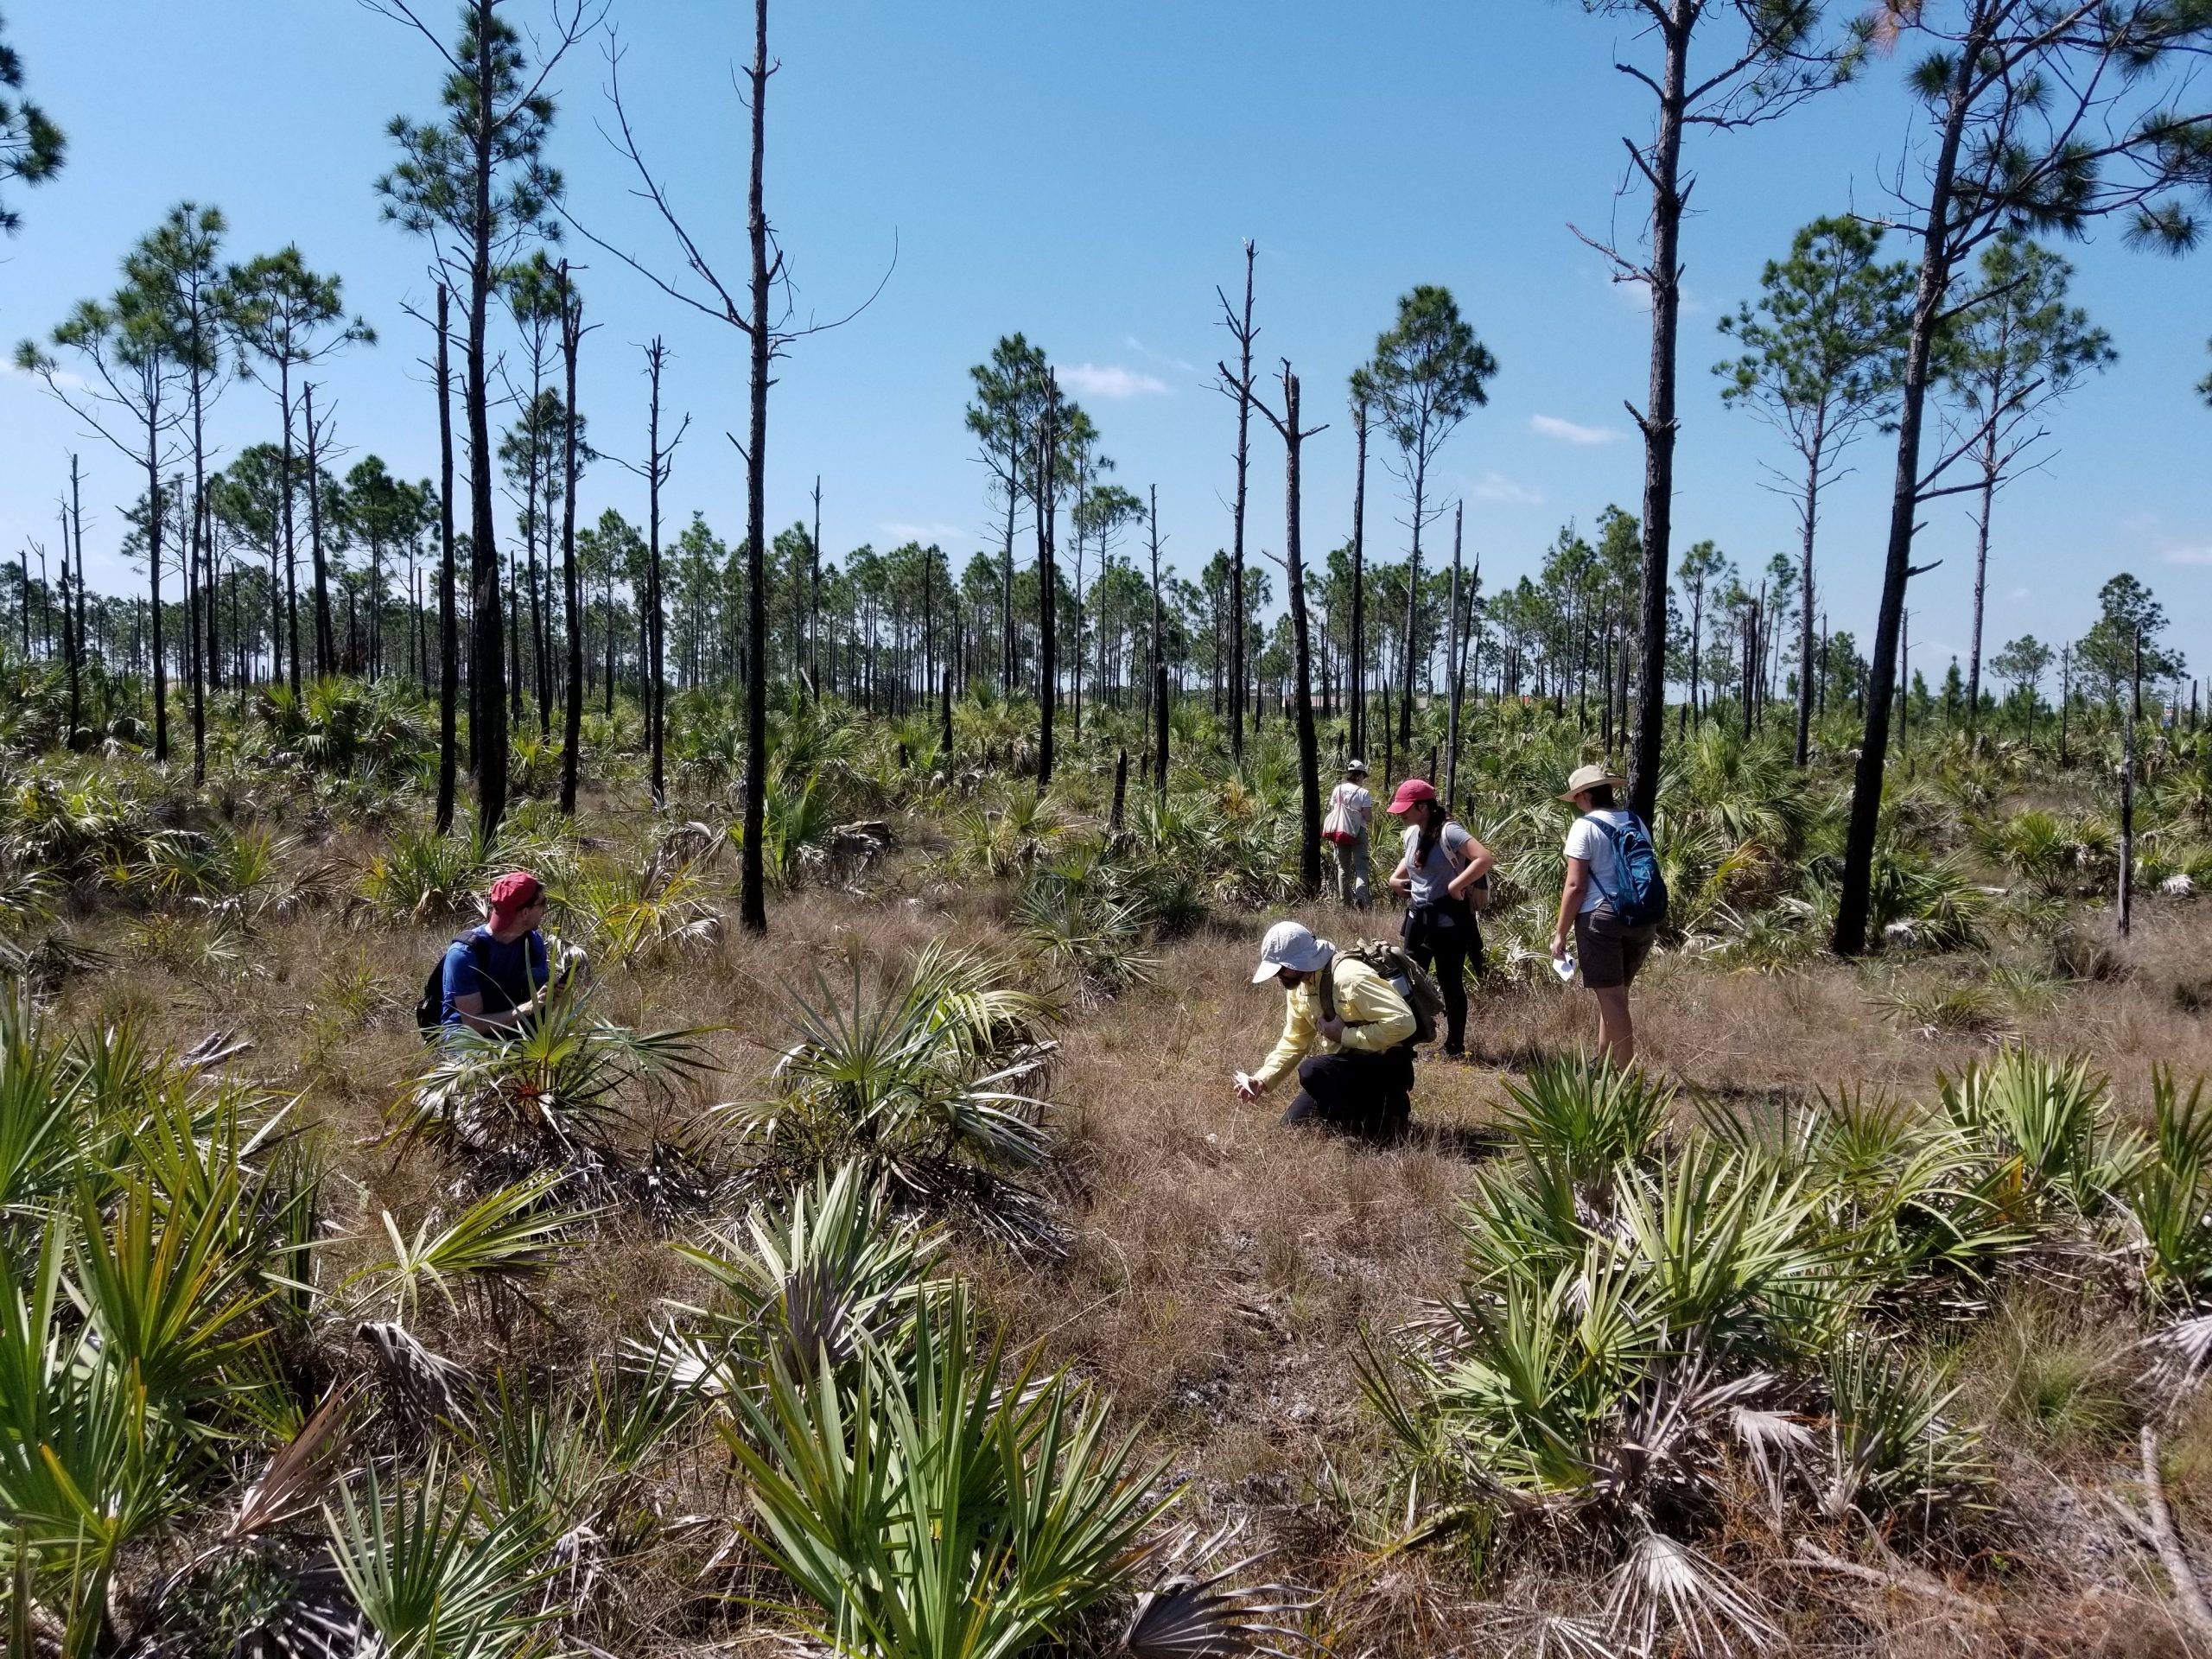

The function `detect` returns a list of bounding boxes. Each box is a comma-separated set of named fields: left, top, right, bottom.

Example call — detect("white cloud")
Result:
left=1122, top=335, right=1195, bottom=375
left=1472, top=471, right=1541, bottom=505
left=1530, top=413, right=1624, bottom=446
left=1058, top=363, right=1169, bottom=400
left=3, top=359, right=86, bottom=393
left=880, top=521, right=969, bottom=545
left=2165, top=544, right=2212, bottom=567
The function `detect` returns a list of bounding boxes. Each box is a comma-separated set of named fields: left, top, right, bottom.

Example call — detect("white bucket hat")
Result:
left=1251, top=920, right=1333, bottom=983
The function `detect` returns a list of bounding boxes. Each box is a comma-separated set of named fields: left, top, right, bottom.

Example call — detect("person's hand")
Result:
left=1317, top=1014, right=1346, bottom=1043
left=1550, top=931, right=1570, bottom=960
left=1232, top=1071, right=1261, bottom=1103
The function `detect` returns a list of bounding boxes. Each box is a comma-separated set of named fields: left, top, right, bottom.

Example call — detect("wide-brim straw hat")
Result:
left=1560, top=763, right=1629, bottom=802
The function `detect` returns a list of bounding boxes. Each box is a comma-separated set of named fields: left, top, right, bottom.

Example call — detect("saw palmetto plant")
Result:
left=664, top=1160, right=941, bottom=1382
left=392, top=988, right=714, bottom=1179
left=719, top=944, right=1066, bottom=1251
left=719, top=1284, right=1173, bottom=1659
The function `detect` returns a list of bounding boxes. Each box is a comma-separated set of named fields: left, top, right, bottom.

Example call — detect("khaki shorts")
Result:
left=1575, top=906, right=1656, bottom=990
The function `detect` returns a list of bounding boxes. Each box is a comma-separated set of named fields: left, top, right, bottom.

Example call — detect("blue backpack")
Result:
left=1582, top=811, right=1669, bottom=930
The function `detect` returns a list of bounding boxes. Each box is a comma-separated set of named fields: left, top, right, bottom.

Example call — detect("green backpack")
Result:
left=1318, top=940, right=1443, bottom=1049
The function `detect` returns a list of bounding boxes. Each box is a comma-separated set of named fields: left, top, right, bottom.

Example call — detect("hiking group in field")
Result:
left=1247, top=760, right=1669, bottom=1137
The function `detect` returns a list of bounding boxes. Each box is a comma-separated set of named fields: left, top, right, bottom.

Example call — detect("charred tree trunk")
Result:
left=1224, top=241, right=1256, bottom=764
left=1350, top=391, right=1369, bottom=759
left=435, top=286, right=461, bottom=834
left=559, top=273, right=584, bottom=816
left=144, top=392, right=168, bottom=760
left=1835, top=29, right=1980, bottom=957
left=1625, top=3, right=1689, bottom=826
left=1034, top=373, right=1061, bottom=789
left=304, top=381, right=334, bottom=679
left=737, top=0, right=773, bottom=934
left=1445, top=503, right=1471, bottom=810
left=467, top=3, right=509, bottom=839
left=1255, top=364, right=1326, bottom=896
left=67, top=458, right=85, bottom=741
left=1794, top=419, right=1824, bottom=766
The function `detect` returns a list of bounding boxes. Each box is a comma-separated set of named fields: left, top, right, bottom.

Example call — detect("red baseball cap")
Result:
left=488, top=870, right=543, bottom=925
left=1387, top=778, right=1437, bottom=815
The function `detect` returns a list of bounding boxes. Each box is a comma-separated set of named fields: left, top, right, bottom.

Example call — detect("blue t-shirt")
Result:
left=441, top=928, right=550, bottom=1027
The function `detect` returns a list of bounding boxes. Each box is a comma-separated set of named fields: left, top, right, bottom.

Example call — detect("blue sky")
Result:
left=2, top=0, right=2206, bottom=684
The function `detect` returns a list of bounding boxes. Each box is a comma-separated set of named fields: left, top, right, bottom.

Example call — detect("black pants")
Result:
left=1404, top=905, right=1479, bottom=1054
left=1284, top=1046, right=1415, bottom=1141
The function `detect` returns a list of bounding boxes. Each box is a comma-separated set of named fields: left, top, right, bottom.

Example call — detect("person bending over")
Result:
left=441, top=869, right=560, bottom=1035
left=1232, top=919, right=1416, bottom=1140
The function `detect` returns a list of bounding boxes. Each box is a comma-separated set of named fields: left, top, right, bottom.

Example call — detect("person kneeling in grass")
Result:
left=1233, top=919, right=1417, bottom=1140
left=441, top=869, right=573, bottom=1036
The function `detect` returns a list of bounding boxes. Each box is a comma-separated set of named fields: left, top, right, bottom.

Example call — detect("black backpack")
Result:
left=415, top=932, right=491, bottom=1039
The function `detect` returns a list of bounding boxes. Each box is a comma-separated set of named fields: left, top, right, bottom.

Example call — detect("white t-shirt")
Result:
left=1564, top=809, right=1638, bottom=916
left=1329, top=781, right=1372, bottom=835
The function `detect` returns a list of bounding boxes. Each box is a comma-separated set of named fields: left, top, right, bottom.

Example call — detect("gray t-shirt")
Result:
left=1401, top=820, right=1475, bottom=908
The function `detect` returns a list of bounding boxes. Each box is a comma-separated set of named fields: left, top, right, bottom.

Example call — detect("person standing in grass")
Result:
left=441, top=869, right=557, bottom=1034
left=1233, top=919, right=1417, bottom=1139
left=1550, top=764, right=1664, bottom=1066
left=1323, top=759, right=1375, bottom=908
left=1384, top=778, right=1492, bottom=1061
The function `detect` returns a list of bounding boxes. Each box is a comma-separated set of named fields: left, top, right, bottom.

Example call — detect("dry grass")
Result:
left=34, top=805, right=2212, bottom=1654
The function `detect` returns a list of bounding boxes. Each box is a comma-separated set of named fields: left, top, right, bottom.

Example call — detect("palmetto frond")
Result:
left=354, top=1170, right=597, bottom=1321
left=718, top=1286, right=1173, bottom=1659
left=1495, top=1056, right=1673, bottom=1188
left=1, top=1222, right=194, bottom=1657
left=325, top=1449, right=557, bottom=1659
left=1605, top=1528, right=1778, bottom=1658
left=394, top=989, right=714, bottom=1173
left=1822, top=1338, right=1988, bottom=1522
left=1936, top=1046, right=2110, bottom=1215
left=1122, top=1522, right=1316, bottom=1659
left=669, top=1160, right=939, bottom=1381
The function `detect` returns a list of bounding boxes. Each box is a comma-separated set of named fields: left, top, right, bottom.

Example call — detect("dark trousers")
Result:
left=1283, top=1046, right=1415, bottom=1141
left=1404, top=905, right=1479, bottom=1054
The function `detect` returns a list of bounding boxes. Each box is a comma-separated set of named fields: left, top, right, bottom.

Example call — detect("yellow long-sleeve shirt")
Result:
left=1252, top=953, right=1417, bottom=1094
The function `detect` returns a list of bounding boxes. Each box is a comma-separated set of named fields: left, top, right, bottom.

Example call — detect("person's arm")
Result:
left=1334, top=966, right=1417, bottom=1050
left=1554, top=860, right=1591, bottom=958
left=1245, top=991, right=1315, bottom=1096
left=451, top=940, right=548, bottom=1034
left=1386, top=833, right=1414, bottom=895
left=450, top=989, right=518, bottom=1035
left=1446, top=828, right=1495, bottom=897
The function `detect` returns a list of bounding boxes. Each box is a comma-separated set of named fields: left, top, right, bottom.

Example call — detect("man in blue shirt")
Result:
left=442, top=869, right=556, bottom=1034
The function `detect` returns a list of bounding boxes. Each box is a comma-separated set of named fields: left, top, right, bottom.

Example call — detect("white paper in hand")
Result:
left=1551, top=954, right=1577, bottom=983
